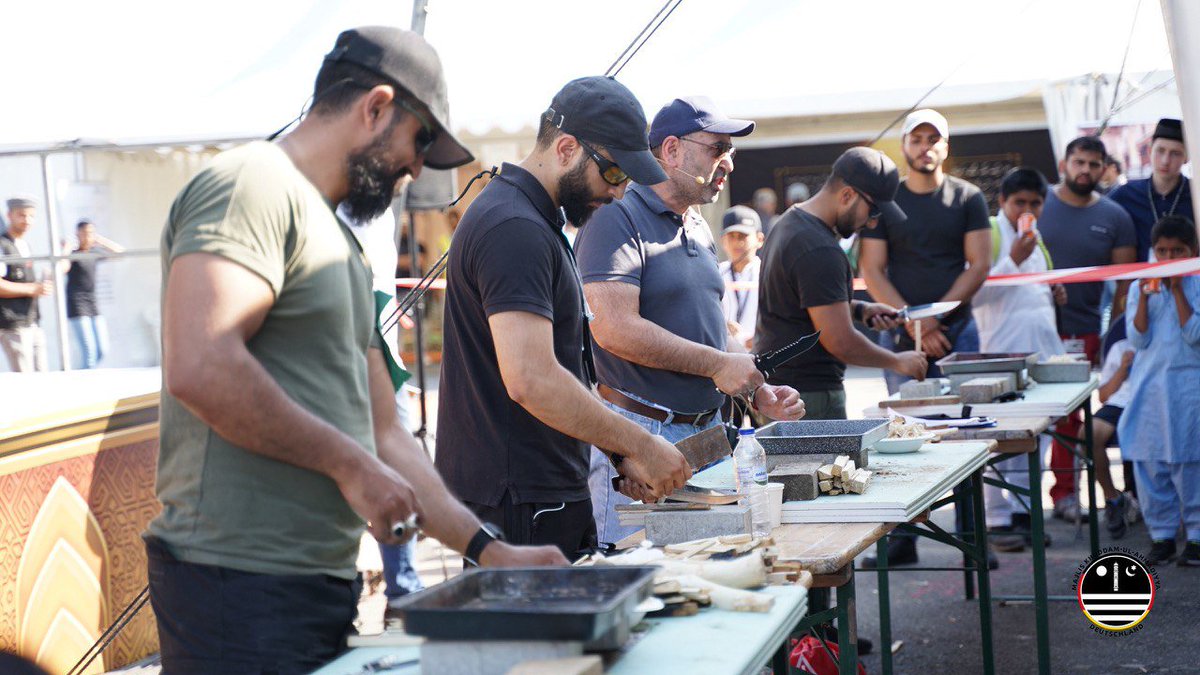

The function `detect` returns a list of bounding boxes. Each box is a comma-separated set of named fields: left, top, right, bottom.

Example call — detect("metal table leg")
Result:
left=970, top=470, right=996, bottom=675
left=958, top=484, right=976, bottom=600
left=1028, top=444, right=1052, bottom=674
left=836, top=570, right=859, bottom=675
left=877, top=537, right=894, bottom=675
left=1083, top=399, right=1099, bottom=558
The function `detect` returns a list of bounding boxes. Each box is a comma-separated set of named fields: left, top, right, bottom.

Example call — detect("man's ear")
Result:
left=555, top=134, right=581, bottom=169
left=359, top=84, right=398, bottom=131
left=756, top=232, right=765, bottom=246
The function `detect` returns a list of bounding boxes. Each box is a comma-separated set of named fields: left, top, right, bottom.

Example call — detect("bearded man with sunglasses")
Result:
left=574, top=97, right=806, bottom=544
left=436, top=77, right=692, bottom=563
left=148, top=28, right=567, bottom=673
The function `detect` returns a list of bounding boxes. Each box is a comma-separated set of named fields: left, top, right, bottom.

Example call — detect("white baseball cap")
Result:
left=902, top=109, right=950, bottom=139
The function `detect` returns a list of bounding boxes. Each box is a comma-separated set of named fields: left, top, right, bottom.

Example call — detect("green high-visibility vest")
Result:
left=989, top=216, right=1053, bottom=270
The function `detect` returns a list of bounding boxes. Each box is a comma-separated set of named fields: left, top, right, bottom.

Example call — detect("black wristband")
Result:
left=465, top=523, right=504, bottom=565
left=852, top=301, right=865, bottom=322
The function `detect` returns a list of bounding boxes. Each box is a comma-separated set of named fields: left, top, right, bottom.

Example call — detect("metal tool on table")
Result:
left=892, top=301, right=961, bottom=353
left=609, top=424, right=733, bottom=492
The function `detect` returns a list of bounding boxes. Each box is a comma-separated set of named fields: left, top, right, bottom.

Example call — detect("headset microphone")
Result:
left=675, top=168, right=707, bottom=185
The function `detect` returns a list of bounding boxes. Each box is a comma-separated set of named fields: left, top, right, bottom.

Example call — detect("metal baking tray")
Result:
left=390, top=566, right=658, bottom=648
left=935, top=352, right=1038, bottom=374
left=755, top=419, right=888, bottom=468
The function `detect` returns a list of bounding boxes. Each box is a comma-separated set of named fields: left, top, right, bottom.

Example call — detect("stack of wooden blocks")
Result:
left=817, top=455, right=872, bottom=496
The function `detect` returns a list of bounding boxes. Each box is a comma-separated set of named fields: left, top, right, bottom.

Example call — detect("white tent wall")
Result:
left=1162, top=0, right=1200, bottom=223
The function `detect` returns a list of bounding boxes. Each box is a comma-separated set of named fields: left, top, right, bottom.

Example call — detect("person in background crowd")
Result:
left=719, top=205, right=764, bottom=350
left=752, top=186, right=780, bottom=237
left=859, top=109, right=992, bottom=568
left=971, top=168, right=1065, bottom=552
left=1118, top=215, right=1200, bottom=567
left=860, top=108, right=992, bottom=391
left=0, top=198, right=52, bottom=372
left=1091, top=310, right=1139, bottom=539
left=1109, top=118, right=1192, bottom=265
left=66, top=219, right=124, bottom=369
left=576, top=96, right=803, bottom=543
left=783, top=182, right=811, bottom=211
left=1037, top=135, right=1137, bottom=524
left=1098, top=155, right=1125, bottom=195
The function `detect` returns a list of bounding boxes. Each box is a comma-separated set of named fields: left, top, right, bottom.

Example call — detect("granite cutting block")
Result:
left=947, top=371, right=1017, bottom=395
left=755, top=419, right=886, bottom=469
left=644, top=504, right=751, bottom=545
left=1030, top=360, right=1090, bottom=383
left=959, top=376, right=1011, bottom=403
left=899, top=380, right=939, bottom=399
left=768, top=459, right=825, bottom=501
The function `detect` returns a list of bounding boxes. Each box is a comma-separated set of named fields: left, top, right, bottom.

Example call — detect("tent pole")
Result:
left=40, top=153, right=71, bottom=371
left=1161, top=0, right=1200, bottom=237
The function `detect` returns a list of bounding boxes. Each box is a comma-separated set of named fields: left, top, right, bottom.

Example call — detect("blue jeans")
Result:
left=878, top=315, right=980, bottom=394
left=588, top=391, right=723, bottom=545
left=70, top=315, right=108, bottom=369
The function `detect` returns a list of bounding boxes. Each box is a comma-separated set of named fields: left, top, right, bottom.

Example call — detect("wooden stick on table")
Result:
left=914, top=319, right=923, bottom=355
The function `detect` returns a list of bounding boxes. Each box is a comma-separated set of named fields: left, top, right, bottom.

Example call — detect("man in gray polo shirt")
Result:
left=576, top=96, right=805, bottom=543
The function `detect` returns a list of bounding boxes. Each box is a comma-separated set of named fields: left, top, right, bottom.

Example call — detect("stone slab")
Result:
left=422, top=640, right=583, bottom=675
left=645, top=504, right=752, bottom=545
left=768, top=459, right=825, bottom=501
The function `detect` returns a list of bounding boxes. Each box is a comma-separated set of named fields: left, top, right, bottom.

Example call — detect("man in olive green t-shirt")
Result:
left=147, top=27, right=565, bottom=673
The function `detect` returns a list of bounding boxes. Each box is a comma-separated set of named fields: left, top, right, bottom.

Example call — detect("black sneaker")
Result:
left=986, top=549, right=999, bottom=570
left=862, top=537, right=918, bottom=569
left=1011, top=512, right=1052, bottom=548
left=1105, top=495, right=1129, bottom=539
left=989, top=526, right=1026, bottom=553
left=1148, top=539, right=1177, bottom=566
left=1177, top=541, right=1200, bottom=567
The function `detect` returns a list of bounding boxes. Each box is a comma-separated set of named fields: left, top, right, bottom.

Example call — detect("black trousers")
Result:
left=145, top=536, right=359, bottom=675
left=465, top=494, right=598, bottom=561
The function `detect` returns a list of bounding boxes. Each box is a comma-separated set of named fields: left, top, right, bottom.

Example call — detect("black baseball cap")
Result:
left=832, top=147, right=906, bottom=225
left=323, top=26, right=474, bottom=170
left=1153, top=118, right=1184, bottom=143
left=649, top=96, right=755, bottom=147
left=544, top=77, right=667, bottom=185
left=722, top=205, right=762, bottom=235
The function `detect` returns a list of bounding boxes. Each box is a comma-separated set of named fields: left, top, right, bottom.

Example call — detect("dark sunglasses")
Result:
left=577, top=139, right=629, bottom=186
left=680, top=136, right=736, bottom=160
left=395, top=98, right=438, bottom=156
left=851, top=187, right=882, bottom=222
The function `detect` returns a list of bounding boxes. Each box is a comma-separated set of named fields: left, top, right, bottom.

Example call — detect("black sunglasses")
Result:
left=394, top=98, right=438, bottom=156
left=577, top=139, right=629, bottom=186
left=851, top=187, right=882, bottom=222
left=680, top=136, right=736, bottom=160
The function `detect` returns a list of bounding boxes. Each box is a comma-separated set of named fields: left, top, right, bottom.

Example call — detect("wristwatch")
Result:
left=465, top=522, right=505, bottom=566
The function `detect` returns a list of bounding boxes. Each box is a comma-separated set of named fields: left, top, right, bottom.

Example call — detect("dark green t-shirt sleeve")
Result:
left=166, top=163, right=294, bottom=296
left=964, top=190, right=991, bottom=232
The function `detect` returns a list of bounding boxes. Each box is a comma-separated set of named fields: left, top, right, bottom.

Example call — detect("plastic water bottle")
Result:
left=733, top=426, right=770, bottom=537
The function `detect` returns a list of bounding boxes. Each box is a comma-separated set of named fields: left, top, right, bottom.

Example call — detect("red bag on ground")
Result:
left=788, top=636, right=867, bottom=675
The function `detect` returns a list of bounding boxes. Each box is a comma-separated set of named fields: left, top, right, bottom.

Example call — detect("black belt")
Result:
left=597, top=384, right=718, bottom=426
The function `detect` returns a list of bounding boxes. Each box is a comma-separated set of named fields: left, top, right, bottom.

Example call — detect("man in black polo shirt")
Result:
left=437, top=77, right=691, bottom=559
left=757, top=147, right=927, bottom=421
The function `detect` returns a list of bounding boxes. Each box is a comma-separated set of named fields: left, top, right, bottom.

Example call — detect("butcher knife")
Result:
left=892, top=301, right=961, bottom=322
left=609, top=424, right=733, bottom=492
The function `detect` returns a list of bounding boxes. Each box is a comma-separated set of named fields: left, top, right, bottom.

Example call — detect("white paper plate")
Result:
left=873, top=433, right=937, bottom=454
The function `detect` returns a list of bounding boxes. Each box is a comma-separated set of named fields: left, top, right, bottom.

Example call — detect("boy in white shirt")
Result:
left=718, top=205, right=764, bottom=350
left=1092, top=317, right=1138, bottom=538
left=973, top=168, right=1068, bottom=552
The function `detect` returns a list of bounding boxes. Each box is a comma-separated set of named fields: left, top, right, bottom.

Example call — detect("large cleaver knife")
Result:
left=609, top=424, right=733, bottom=494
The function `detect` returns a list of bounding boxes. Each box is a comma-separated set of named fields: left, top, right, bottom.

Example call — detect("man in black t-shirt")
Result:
left=758, top=148, right=926, bottom=420
left=437, top=77, right=691, bottom=559
left=859, top=109, right=992, bottom=394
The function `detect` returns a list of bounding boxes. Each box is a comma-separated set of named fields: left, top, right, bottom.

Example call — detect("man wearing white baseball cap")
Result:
left=860, top=108, right=993, bottom=567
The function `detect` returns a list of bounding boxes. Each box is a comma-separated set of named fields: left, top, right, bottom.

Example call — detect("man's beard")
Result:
left=344, top=125, right=409, bottom=222
left=1065, top=174, right=1097, bottom=197
left=904, top=152, right=938, bottom=175
left=559, top=157, right=610, bottom=226
left=833, top=209, right=860, bottom=239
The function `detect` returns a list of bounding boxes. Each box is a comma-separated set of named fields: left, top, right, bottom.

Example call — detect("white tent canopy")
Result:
left=2, top=0, right=1176, bottom=149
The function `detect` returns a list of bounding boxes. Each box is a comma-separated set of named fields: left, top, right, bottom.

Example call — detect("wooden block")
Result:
left=828, top=488, right=842, bottom=495
left=959, top=376, right=1010, bottom=403
left=647, top=601, right=699, bottom=618
left=817, top=464, right=834, bottom=480
left=818, top=480, right=833, bottom=492
left=831, top=455, right=851, bottom=477
left=843, top=459, right=856, bottom=475
left=507, top=656, right=603, bottom=675
left=846, top=468, right=872, bottom=494
left=767, top=572, right=793, bottom=585
left=653, top=579, right=682, bottom=595
left=719, top=533, right=753, bottom=545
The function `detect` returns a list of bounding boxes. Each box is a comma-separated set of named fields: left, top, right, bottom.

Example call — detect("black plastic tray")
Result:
left=390, top=566, right=658, bottom=643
